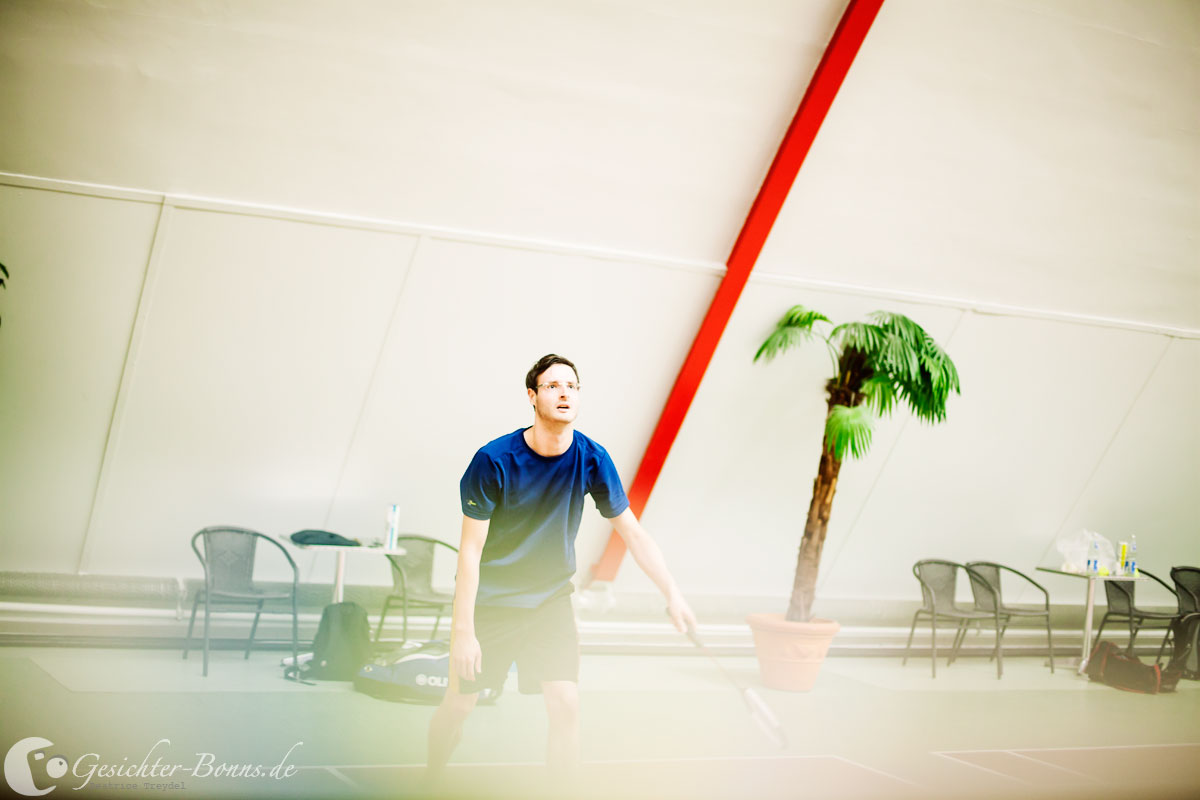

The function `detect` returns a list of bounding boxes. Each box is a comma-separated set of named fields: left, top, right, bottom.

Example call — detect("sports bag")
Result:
left=353, top=641, right=501, bottom=705
left=1085, top=640, right=1177, bottom=694
left=287, top=602, right=371, bottom=681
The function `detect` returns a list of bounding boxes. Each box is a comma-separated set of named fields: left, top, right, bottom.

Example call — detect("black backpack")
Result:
left=1165, top=612, right=1200, bottom=680
left=353, top=641, right=501, bottom=705
left=287, top=602, right=371, bottom=682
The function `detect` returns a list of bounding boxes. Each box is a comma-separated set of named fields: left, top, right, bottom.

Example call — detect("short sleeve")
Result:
left=588, top=445, right=630, bottom=519
left=460, top=450, right=501, bottom=519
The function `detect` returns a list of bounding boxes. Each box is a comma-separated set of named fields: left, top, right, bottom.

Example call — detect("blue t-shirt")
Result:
left=460, top=428, right=630, bottom=608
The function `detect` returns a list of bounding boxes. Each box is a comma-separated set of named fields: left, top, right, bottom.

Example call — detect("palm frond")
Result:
left=877, top=330, right=921, bottom=383
left=858, top=311, right=962, bottom=424
left=860, top=374, right=897, bottom=417
left=829, top=321, right=885, bottom=355
left=869, top=310, right=925, bottom=348
left=824, top=404, right=874, bottom=461
left=919, top=335, right=960, bottom=395
left=754, top=305, right=830, bottom=363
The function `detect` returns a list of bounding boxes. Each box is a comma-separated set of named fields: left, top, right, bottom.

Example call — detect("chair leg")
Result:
left=989, top=619, right=1010, bottom=662
left=948, top=621, right=968, bottom=666
left=1156, top=621, right=1176, bottom=667
left=930, top=616, right=938, bottom=678
left=993, top=612, right=1003, bottom=679
left=402, top=595, right=409, bottom=643
left=1045, top=614, right=1055, bottom=673
left=376, top=598, right=393, bottom=644
left=291, top=592, right=299, bottom=675
left=1094, top=614, right=1109, bottom=647
left=1128, top=618, right=1140, bottom=653
left=246, top=599, right=265, bottom=659
left=902, top=612, right=921, bottom=666
left=202, top=593, right=211, bottom=678
left=431, top=611, right=442, bottom=640
left=183, top=591, right=202, bottom=660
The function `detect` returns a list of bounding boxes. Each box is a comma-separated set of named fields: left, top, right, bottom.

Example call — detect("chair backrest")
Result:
left=964, top=561, right=1002, bottom=611
left=913, top=560, right=962, bottom=614
left=191, top=526, right=296, bottom=593
left=1103, top=578, right=1135, bottom=614
left=388, top=536, right=444, bottom=595
left=1171, top=567, right=1200, bottom=615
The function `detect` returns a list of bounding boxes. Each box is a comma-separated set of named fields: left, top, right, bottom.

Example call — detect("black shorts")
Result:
left=457, top=592, right=579, bottom=695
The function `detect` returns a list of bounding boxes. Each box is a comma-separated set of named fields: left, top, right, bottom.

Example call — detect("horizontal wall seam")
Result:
left=0, top=171, right=165, bottom=204
left=3, top=171, right=1196, bottom=340
left=751, top=271, right=1200, bottom=339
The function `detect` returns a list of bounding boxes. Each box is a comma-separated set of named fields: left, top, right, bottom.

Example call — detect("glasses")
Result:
left=536, top=382, right=581, bottom=393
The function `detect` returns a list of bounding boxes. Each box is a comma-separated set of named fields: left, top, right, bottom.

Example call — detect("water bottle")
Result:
left=1130, top=534, right=1138, bottom=575
left=1088, top=540, right=1099, bottom=574
left=385, top=503, right=400, bottom=550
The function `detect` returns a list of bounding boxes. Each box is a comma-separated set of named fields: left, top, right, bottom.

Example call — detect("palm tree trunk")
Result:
left=786, top=439, right=843, bottom=622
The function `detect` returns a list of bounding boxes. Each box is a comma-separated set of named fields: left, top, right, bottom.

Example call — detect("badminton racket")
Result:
left=685, top=627, right=788, bottom=750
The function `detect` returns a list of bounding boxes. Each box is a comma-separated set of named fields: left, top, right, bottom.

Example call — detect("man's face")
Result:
left=529, top=362, right=580, bottom=426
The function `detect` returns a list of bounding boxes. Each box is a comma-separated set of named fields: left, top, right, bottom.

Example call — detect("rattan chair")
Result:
left=1095, top=568, right=1176, bottom=655
left=904, top=559, right=1005, bottom=678
left=375, top=535, right=457, bottom=643
left=183, top=526, right=300, bottom=677
left=964, top=561, right=1054, bottom=673
left=1170, top=567, right=1200, bottom=614
left=1154, top=566, right=1200, bottom=664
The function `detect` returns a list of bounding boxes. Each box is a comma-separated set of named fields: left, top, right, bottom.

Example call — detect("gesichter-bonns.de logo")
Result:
left=4, top=737, right=302, bottom=795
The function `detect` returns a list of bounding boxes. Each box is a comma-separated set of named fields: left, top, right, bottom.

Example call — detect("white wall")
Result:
left=1, top=0, right=1196, bottom=609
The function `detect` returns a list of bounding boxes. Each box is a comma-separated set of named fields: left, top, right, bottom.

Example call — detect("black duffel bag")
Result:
left=1086, top=640, right=1180, bottom=694
left=354, top=641, right=502, bottom=705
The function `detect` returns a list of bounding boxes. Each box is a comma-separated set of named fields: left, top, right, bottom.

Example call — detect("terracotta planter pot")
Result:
left=746, top=613, right=840, bottom=692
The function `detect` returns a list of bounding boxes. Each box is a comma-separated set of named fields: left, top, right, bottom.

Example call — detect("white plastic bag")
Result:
left=1056, top=529, right=1116, bottom=573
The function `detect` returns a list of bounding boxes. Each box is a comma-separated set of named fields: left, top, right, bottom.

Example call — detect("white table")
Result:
left=288, top=542, right=407, bottom=603
left=1037, top=567, right=1146, bottom=674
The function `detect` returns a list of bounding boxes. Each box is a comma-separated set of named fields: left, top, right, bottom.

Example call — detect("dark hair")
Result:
left=525, top=354, right=579, bottom=391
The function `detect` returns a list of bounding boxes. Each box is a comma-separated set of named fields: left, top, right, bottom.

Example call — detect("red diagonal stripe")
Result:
left=589, top=0, right=885, bottom=582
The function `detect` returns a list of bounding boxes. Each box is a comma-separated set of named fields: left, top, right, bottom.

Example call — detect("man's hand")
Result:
left=666, top=590, right=697, bottom=634
left=451, top=631, right=483, bottom=682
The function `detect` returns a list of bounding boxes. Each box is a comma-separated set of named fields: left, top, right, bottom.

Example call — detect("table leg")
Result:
left=333, top=551, right=346, bottom=604
left=1078, top=576, right=1096, bottom=675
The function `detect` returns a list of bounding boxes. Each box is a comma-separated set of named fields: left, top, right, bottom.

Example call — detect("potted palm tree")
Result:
left=748, top=304, right=960, bottom=690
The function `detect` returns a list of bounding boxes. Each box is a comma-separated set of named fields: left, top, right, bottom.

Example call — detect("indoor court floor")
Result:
left=1, top=645, right=1197, bottom=799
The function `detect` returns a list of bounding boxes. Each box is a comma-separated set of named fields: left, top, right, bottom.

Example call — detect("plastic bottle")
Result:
left=386, top=503, right=400, bottom=549
left=1087, top=540, right=1099, bottom=574
left=1130, top=534, right=1138, bottom=576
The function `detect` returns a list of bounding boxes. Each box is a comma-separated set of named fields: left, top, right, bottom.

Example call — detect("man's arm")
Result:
left=609, top=508, right=697, bottom=633
left=450, top=515, right=489, bottom=681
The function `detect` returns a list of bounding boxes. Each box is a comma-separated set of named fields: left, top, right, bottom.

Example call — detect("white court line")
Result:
left=932, top=743, right=1200, bottom=786
left=1004, top=751, right=1095, bottom=781
left=324, top=767, right=359, bottom=788
left=828, top=755, right=919, bottom=786
left=937, top=742, right=1200, bottom=755
left=291, top=743, right=1200, bottom=776
left=932, top=752, right=1028, bottom=784
left=297, top=754, right=852, bottom=770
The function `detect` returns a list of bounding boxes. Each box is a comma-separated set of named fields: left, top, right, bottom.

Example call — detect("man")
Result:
left=426, top=354, right=697, bottom=782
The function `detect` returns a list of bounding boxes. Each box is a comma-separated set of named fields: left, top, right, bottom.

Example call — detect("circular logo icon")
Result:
left=5, top=738, right=68, bottom=796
